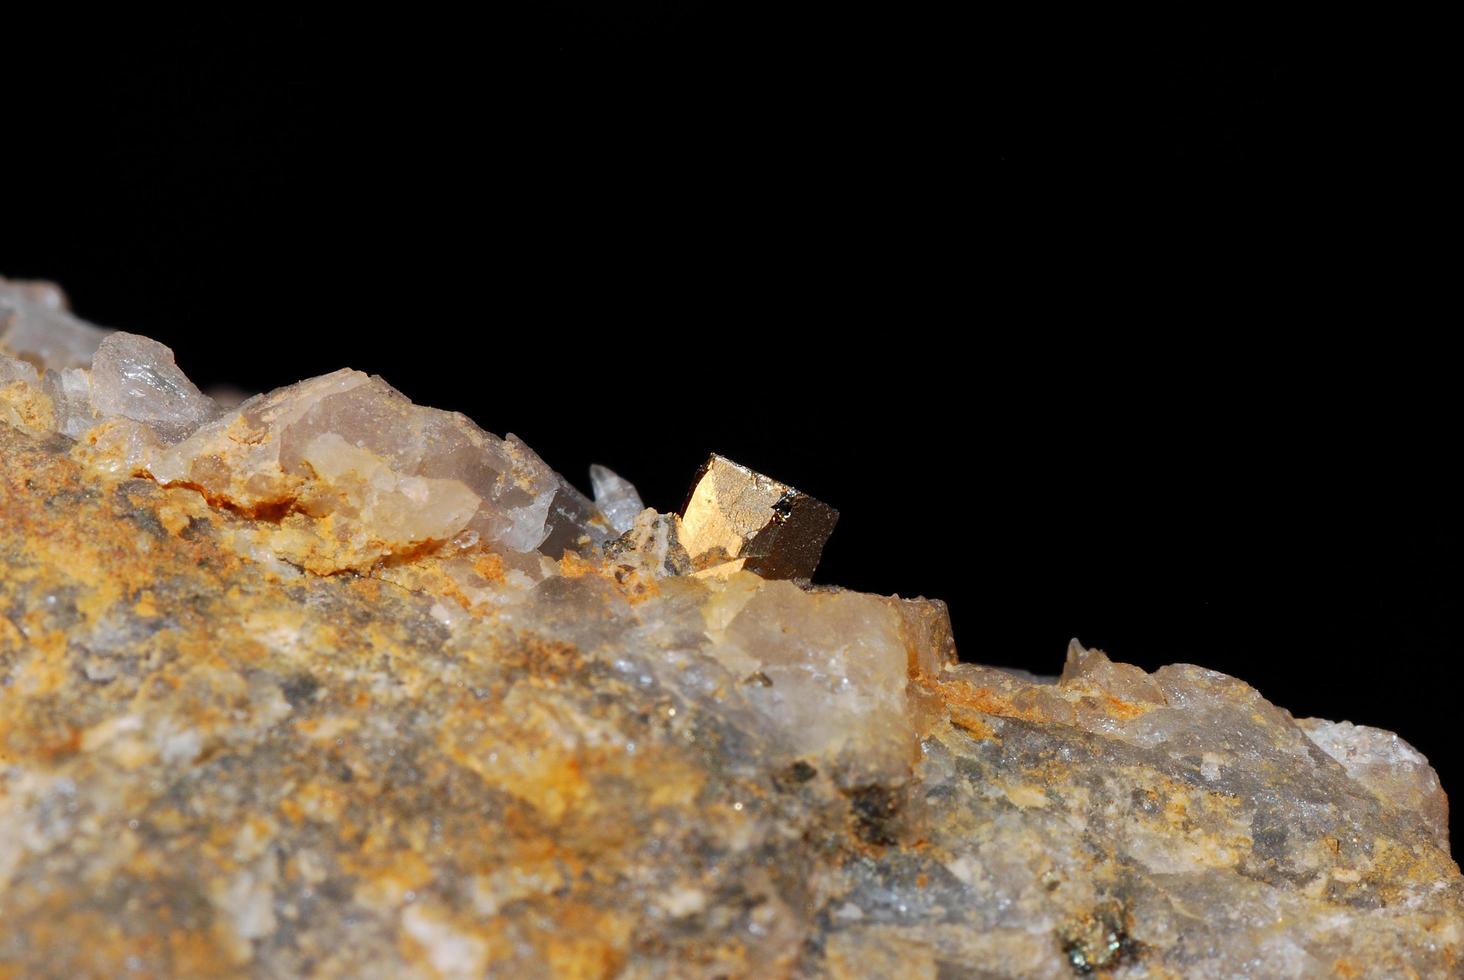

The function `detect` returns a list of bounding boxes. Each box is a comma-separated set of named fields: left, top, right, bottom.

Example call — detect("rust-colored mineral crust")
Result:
left=2, top=279, right=1463, bottom=978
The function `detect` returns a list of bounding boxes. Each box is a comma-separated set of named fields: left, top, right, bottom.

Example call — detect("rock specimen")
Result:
left=2, top=279, right=1462, bottom=977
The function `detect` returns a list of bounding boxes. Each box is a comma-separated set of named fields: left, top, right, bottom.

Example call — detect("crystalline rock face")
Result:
left=1, top=274, right=1462, bottom=978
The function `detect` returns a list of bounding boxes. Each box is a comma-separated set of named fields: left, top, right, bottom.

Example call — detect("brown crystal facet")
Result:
left=678, top=453, right=839, bottom=580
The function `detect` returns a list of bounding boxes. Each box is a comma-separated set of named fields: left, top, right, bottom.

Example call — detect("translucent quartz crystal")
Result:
left=589, top=463, right=645, bottom=533
left=0, top=351, right=39, bottom=386
left=0, top=352, right=53, bottom=434
left=88, top=333, right=221, bottom=443
left=40, top=367, right=97, bottom=438
left=1060, top=636, right=1167, bottom=704
left=145, top=372, right=610, bottom=570
left=509, top=435, right=613, bottom=558
left=148, top=367, right=374, bottom=501
left=1297, top=716, right=1450, bottom=842
left=702, top=574, right=921, bottom=783
left=5, top=330, right=221, bottom=448
left=0, top=275, right=109, bottom=370
left=0, top=275, right=68, bottom=311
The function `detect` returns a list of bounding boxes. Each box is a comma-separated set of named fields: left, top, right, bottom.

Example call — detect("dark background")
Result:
left=4, top=12, right=1456, bottom=839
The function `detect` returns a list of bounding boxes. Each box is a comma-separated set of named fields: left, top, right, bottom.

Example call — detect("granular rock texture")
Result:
left=2, top=280, right=1462, bottom=977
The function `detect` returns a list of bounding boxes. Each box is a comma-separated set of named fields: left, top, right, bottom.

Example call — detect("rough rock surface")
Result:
left=2, top=281, right=1463, bottom=977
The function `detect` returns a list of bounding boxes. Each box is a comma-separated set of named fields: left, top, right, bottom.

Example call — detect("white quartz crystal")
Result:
left=705, top=575, right=917, bottom=783
left=0, top=351, right=40, bottom=386
left=590, top=463, right=646, bottom=533
left=89, top=332, right=221, bottom=443
left=40, top=367, right=97, bottom=438
left=0, top=275, right=109, bottom=370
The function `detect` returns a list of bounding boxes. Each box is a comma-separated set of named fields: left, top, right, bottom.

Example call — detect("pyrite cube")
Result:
left=678, top=454, right=838, bottom=580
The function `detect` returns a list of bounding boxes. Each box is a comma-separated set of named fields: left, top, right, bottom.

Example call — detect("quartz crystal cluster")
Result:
left=1, top=275, right=622, bottom=574
left=2, top=277, right=1462, bottom=977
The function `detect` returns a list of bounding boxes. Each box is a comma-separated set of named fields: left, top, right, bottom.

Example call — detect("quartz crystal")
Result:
left=590, top=462, right=646, bottom=534
left=1, top=277, right=1461, bottom=978
left=88, top=332, right=221, bottom=443
left=0, top=275, right=109, bottom=371
left=0, top=352, right=39, bottom=386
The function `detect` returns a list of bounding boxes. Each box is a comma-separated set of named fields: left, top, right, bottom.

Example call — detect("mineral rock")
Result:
left=88, top=332, right=221, bottom=443
left=0, top=353, right=53, bottom=436
left=0, top=275, right=109, bottom=371
left=1, top=300, right=620, bottom=574
left=590, top=463, right=646, bottom=534
left=1, top=279, right=1462, bottom=977
left=679, top=453, right=840, bottom=580
left=0, top=353, right=38, bottom=386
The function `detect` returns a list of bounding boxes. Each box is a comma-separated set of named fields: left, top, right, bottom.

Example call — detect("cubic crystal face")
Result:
left=1, top=275, right=1461, bottom=978
left=679, top=453, right=839, bottom=580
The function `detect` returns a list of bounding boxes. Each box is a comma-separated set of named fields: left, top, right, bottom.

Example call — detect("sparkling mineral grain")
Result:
left=679, top=453, right=840, bottom=580
left=1, top=278, right=1462, bottom=978
left=590, top=463, right=646, bottom=535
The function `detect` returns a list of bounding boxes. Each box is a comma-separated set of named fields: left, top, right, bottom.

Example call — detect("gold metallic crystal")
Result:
left=678, top=453, right=838, bottom=580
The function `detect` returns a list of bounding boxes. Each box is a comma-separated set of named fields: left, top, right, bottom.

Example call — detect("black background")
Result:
left=4, top=12, right=1457, bottom=840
